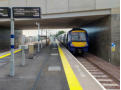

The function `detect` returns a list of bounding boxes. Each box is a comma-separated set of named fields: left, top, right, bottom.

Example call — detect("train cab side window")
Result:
left=68, top=34, right=71, bottom=41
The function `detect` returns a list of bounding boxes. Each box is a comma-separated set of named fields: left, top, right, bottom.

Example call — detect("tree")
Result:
left=55, top=31, right=65, bottom=37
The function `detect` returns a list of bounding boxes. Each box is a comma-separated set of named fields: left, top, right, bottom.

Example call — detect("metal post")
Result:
left=41, top=29, right=43, bottom=48
left=46, top=29, right=47, bottom=46
left=21, top=36, right=25, bottom=66
left=10, top=7, right=15, bottom=76
left=37, top=23, right=40, bottom=52
left=22, top=49, right=25, bottom=66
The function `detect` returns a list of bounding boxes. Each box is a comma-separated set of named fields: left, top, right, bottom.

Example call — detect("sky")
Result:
left=23, top=29, right=70, bottom=37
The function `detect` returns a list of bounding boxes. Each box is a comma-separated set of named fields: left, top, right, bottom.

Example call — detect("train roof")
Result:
left=69, top=28, right=87, bottom=32
left=57, top=28, right=87, bottom=37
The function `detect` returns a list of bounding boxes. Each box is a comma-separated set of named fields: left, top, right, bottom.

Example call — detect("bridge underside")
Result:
left=0, top=9, right=110, bottom=29
left=0, top=15, right=107, bottom=29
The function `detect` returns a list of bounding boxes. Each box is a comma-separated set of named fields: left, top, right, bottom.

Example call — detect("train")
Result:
left=57, top=28, right=89, bottom=54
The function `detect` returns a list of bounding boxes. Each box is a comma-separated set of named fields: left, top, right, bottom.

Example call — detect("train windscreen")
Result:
left=71, top=32, right=86, bottom=41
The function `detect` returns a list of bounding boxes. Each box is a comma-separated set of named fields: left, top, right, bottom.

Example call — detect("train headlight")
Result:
left=86, top=43, right=88, bottom=46
left=70, top=43, right=74, bottom=47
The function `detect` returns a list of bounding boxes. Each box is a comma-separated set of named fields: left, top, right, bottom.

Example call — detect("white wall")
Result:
left=27, top=0, right=41, bottom=7
left=0, top=0, right=120, bottom=14
left=96, top=0, right=120, bottom=9
left=0, top=0, right=9, bottom=7
left=46, top=0, right=68, bottom=13
left=12, top=0, right=27, bottom=7
left=69, top=0, right=95, bottom=12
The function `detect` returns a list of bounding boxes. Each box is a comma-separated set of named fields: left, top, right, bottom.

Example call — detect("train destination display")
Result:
left=0, top=7, right=10, bottom=18
left=13, top=7, right=41, bottom=18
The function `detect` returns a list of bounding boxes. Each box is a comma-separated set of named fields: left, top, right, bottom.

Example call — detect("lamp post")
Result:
left=36, top=22, right=40, bottom=52
left=9, top=1, right=15, bottom=76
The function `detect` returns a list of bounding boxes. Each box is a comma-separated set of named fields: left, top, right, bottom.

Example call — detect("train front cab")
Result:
left=67, top=30, right=88, bottom=54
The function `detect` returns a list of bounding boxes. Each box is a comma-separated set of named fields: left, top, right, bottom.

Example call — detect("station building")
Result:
left=0, top=0, right=120, bottom=65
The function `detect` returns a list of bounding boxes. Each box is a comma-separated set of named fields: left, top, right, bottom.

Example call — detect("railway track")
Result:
left=61, top=46, right=120, bottom=90
left=77, top=57, right=120, bottom=90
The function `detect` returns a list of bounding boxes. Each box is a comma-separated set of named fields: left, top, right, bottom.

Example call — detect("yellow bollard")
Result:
left=28, top=44, right=34, bottom=59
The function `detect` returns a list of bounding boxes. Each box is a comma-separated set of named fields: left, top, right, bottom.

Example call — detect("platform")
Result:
left=0, top=38, right=114, bottom=90
left=0, top=41, right=69, bottom=90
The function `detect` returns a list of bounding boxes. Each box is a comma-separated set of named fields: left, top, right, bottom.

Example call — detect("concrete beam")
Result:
left=42, top=9, right=111, bottom=19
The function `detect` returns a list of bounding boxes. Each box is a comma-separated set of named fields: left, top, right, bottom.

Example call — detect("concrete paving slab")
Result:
left=32, top=41, right=69, bottom=90
left=0, top=42, right=69, bottom=90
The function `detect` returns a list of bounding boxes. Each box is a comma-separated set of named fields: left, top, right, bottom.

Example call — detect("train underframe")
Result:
left=68, top=46, right=88, bottom=54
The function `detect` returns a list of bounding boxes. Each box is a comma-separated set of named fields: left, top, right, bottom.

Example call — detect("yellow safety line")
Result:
left=0, top=49, right=22, bottom=59
left=58, top=44, right=83, bottom=90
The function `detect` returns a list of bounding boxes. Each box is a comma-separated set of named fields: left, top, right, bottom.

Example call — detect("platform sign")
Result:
left=13, top=7, right=41, bottom=18
left=111, top=43, right=116, bottom=52
left=0, top=7, right=10, bottom=18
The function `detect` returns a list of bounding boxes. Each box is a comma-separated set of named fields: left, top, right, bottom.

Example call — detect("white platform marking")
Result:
left=0, top=63, right=6, bottom=66
left=48, top=66, right=61, bottom=71
left=50, top=53, right=58, bottom=56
